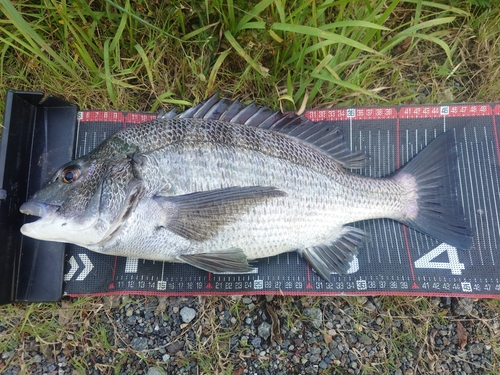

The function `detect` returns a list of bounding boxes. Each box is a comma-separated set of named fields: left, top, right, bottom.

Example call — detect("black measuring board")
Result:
left=62, top=104, right=500, bottom=298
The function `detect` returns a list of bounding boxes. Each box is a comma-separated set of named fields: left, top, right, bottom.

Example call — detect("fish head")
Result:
left=19, top=156, right=141, bottom=247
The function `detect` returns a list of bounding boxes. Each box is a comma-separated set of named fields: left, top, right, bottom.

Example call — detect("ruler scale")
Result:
left=62, top=104, right=500, bottom=298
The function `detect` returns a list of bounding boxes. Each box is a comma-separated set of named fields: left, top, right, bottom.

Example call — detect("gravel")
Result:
left=180, top=306, right=196, bottom=323
left=0, top=296, right=497, bottom=374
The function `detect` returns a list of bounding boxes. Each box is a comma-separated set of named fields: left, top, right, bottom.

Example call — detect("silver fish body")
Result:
left=19, top=96, right=472, bottom=280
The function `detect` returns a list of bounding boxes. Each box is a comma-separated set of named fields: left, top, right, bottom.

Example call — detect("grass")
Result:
left=1, top=0, right=499, bottom=115
left=1, top=0, right=500, bottom=374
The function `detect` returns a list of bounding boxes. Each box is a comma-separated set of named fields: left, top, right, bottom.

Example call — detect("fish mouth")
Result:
left=19, top=201, right=59, bottom=219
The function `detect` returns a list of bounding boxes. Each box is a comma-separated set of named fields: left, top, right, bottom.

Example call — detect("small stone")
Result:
left=452, top=298, right=473, bottom=316
left=462, top=363, right=472, bottom=373
left=2, top=351, right=14, bottom=359
left=469, top=343, right=484, bottom=355
left=258, top=322, right=271, bottom=340
left=251, top=337, right=262, bottom=349
left=147, top=367, right=165, bottom=375
left=34, top=354, right=42, bottom=363
left=364, top=301, right=377, bottom=311
left=166, top=341, right=185, bottom=354
left=180, top=307, right=196, bottom=323
left=309, top=354, right=321, bottom=363
left=309, top=346, right=321, bottom=355
left=319, top=360, right=329, bottom=369
left=162, top=354, right=170, bottom=362
left=126, top=308, right=134, bottom=317
left=358, top=335, right=372, bottom=345
left=242, top=297, right=253, bottom=304
left=304, top=307, right=323, bottom=329
left=131, top=337, right=148, bottom=351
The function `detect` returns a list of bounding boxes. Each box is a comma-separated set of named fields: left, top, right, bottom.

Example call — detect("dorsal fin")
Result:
left=170, top=94, right=367, bottom=169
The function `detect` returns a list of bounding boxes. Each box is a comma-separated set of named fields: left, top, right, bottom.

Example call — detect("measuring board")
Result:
left=57, top=103, right=500, bottom=298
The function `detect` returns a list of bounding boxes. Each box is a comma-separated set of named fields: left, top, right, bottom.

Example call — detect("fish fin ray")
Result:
left=397, top=131, right=473, bottom=250
left=178, top=248, right=254, bottom=273
left=155, top=186, right=286, bottom=242
left=173, top=94, right=367, bottom=168
left=300, top=227, right=367, bottom=280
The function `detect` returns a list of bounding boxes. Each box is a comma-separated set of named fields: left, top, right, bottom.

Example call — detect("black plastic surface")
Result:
left=0, top=90, right=78, bottom=304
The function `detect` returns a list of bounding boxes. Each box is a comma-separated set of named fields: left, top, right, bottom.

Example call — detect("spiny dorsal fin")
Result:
left=170, top=94, right=366, bottom=169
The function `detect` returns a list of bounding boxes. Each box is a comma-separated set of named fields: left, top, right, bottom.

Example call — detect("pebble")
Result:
left=180, top=306, right=196, bottom=323
left=251, top=336, right=262, bottom=349
left=1, top=295, right=496, bottom=374
left=469, top=343, right=484, bottom=355
left=166, top=341, right=185, bottom=354
left=452, top=298, right=474, bottom=316
left=304, top=307, right=323, bottom=329
left=147, top=367, right=165, bottom=375
left=130, top=337, right=148, bottom=351
left=242, top=297, right=253, bottom=304
left=258, top=322, right=271, bottom=340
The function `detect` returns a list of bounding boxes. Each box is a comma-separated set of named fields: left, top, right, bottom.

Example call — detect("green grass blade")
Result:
left=181, top=23, right=219, bottom=41
left=319, top=20, right=390, bottom=31
left=403, top=0, right=470, bottom=16
left=311, top=71, right=386, bottom=101
left=234, top=0, right=276, bottom=33
left=103, top=39, right=117, bottom=107
left=134, top=43, right=154, bottom=90
left=103, top=0, right=181, bottom=42
left=207, top=49, right=232, bottom=93
left=271, top=23, right=379, bottom=55
left=0, top=0, right=79, bottom=78
left=224, top=30, right=270, bottom=77
left=109, top=5, right=128, bottom=52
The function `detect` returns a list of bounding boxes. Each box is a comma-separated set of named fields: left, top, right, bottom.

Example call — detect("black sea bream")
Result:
left=19, top=96, right=472, bottom=280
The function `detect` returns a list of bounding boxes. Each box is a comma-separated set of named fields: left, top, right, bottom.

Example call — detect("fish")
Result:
left=19, top=95, right=473, bottom=281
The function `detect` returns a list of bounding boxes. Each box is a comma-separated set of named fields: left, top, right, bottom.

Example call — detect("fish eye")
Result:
left=61, top=165, right=81, bottom=184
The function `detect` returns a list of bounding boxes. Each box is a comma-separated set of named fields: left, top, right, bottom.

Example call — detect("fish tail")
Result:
left=395, top=131, right=472, bottom=250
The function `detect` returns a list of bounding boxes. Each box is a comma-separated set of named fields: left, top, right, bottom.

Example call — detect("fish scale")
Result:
left=19, top=96, right=472, bottom=280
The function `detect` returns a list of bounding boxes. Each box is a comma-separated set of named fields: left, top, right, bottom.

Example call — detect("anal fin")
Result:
left=301, top=226, right=367, bottom=280
left=178, top=248, right=255, bottom=274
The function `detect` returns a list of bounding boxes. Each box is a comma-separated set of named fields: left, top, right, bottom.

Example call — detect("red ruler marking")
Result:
left=79, top=111, right=157, bottom=124
left=493, top=105, right=500, bottom=166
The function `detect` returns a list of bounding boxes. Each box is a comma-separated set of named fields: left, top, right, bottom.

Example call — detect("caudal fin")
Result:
left=396, top=131, right=472, bottom=250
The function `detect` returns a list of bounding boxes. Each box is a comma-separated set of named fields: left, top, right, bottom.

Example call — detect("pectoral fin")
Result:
left=178, top=248, right=255, bottom=273
left=300, top=226, right=367, bottom=280
left=154, top=186, right=286, bottom=242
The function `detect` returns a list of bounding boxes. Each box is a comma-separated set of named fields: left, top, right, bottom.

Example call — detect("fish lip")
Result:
left=19, top=201, right=59, bottom=218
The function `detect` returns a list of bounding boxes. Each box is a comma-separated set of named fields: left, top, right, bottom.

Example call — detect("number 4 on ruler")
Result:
left=414, top=243, right=465, bottom=275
